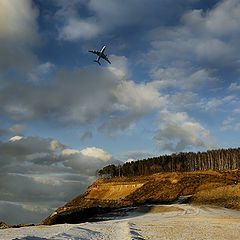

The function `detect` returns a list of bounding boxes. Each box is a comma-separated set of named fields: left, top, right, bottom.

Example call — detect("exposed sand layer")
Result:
left=86, top=183, right=144, bottom=200
left=2, top=204, right=240, bottom=240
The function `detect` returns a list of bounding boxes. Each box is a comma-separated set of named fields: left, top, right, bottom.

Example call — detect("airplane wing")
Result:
left=102, top=55, right=111, bottom=64
left=88, top=50, right=100, bottom=55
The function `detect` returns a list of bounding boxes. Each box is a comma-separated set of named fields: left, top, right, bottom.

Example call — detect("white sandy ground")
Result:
left=1, top=204, right=240, bottom=240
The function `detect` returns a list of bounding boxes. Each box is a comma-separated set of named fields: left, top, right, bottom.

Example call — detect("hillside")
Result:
left=42, top=169, right=240, bottom=225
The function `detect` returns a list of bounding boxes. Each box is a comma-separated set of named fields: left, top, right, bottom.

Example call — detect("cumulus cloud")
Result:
left=1, top=67, right=116, bottom=123
left=80, top=147, right=112, bottom=161
left=221, top=109, right=240, bottom=131
left=99, top=79, right=165, bottom=133
left=154, top=110, right=215, bottom=152
left=59, top=18, right=101, bottom=40
left=0, top=0, right=38, bottom=74
left=62, top=148, right=81, bottom=156
left=229, top=82, right=240, bottom=91
left=0, top=59, right=166, bottom=133
left=114, top=80, right=164, bottom=111
left=9, top=135, right=23, bottom=142
left=147, top=0, right=240, bottom=93
left=202, top=95, right=237, bottom=112
left=55, top=0, right=197, bottom=41
left=0, top=136, right=115, bottom=224
left=150, top=67, right=218, bottom=90
left=28, top=62, right=55, bottom=82
left=107, top=55, right=129, bottom=79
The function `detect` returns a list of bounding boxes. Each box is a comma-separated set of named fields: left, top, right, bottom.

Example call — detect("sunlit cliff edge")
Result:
left=42, top=169, right=240, bottom=225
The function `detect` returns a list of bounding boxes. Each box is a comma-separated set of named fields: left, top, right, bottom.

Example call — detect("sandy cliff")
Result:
left=42, top=170, right=240, bottom=225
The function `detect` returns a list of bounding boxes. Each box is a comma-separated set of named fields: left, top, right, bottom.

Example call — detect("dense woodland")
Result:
left=98, top=148, right=240, bottom=177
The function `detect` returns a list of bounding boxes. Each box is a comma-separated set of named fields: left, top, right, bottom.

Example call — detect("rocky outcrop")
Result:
left=42, top=170, right=240, bottom=225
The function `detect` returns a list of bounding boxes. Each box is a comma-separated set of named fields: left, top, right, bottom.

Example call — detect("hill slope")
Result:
left=42, top=170, right=240, bottom=225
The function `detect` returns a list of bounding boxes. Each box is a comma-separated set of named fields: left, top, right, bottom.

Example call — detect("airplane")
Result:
left=88, top=46, right=111, bottom=65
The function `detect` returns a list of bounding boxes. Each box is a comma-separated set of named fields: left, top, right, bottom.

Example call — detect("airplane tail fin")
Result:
left=94, top=60, right=101, bottom=65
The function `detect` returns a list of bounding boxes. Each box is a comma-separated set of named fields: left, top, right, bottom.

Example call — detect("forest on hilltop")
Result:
left=98, top=148, right=240, bottom=177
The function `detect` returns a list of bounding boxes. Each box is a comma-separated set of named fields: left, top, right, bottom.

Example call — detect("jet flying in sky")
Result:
left=88, top=46, right=111, bottom=65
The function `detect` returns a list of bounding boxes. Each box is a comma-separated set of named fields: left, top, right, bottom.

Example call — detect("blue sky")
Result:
left=1, top=0, right=240, bottom=224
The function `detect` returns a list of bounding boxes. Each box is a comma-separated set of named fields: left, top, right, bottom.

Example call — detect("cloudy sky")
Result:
left=1, top=0, right=240, bottom=224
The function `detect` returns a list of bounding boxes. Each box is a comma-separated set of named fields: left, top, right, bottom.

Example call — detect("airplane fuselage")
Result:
left=88, top=45, right=111, bottom=65
left=97, top=46, right=106, bottom=59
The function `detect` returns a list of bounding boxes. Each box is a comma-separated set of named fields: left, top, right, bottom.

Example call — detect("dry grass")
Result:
left=195, top=182, right=226, bottom=192
left=192, top=184, right=240, bottom=209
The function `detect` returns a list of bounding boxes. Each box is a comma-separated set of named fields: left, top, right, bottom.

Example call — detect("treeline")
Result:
left=98, top=148, right=240, bottom=177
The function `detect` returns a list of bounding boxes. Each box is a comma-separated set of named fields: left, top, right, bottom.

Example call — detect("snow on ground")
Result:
left=1, top=204, right=240, bottom=240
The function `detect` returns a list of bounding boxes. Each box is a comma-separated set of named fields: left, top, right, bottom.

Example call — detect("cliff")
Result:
left=42, top=169, right=240, bottom=225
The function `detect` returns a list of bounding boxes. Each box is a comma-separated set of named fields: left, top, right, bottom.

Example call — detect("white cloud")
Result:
left=147, top=0, right=240, bottom=93
left=59, top=18, right=101, bottom=40
left=200, top=95, right=237, bottom=112
left=114, top=80, right=164, bottom=113
left=28, top=62, right=55, bottom=82
left=62, top=148, right=81, bottom=156
left=9, top=135, right=23, bottom=142
left=203, top=0, right=240, bottom=37
left=49, top=140, right=63, bottom=152
left=107, top=55, right=129, bottom=79
left=99, top=79, right=165, bottom=133
left=0, top=0, right=38, bottom=43
left=56, top=0, right=196, bottom=41
left=150, top=67, right=218, bottom=90
left=126, top=158, right=136, bottom=163
left=0, top=61, right=167, bottom=133
left=229, top=82, right=240, bottom=91
left=182, top=0, right=240, bottom=40
left=155, top=110, right=214, bottom=152
left=80, top=147, right=112, bottom=161
left=221, top=115, right=240, bottom=131
left=0, top=0, right=38, bottom=73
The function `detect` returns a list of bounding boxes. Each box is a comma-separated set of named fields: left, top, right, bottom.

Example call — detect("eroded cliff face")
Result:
left=42, top=170, right=240, bottom=225
left=85, top=182, right=144, bottom=200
